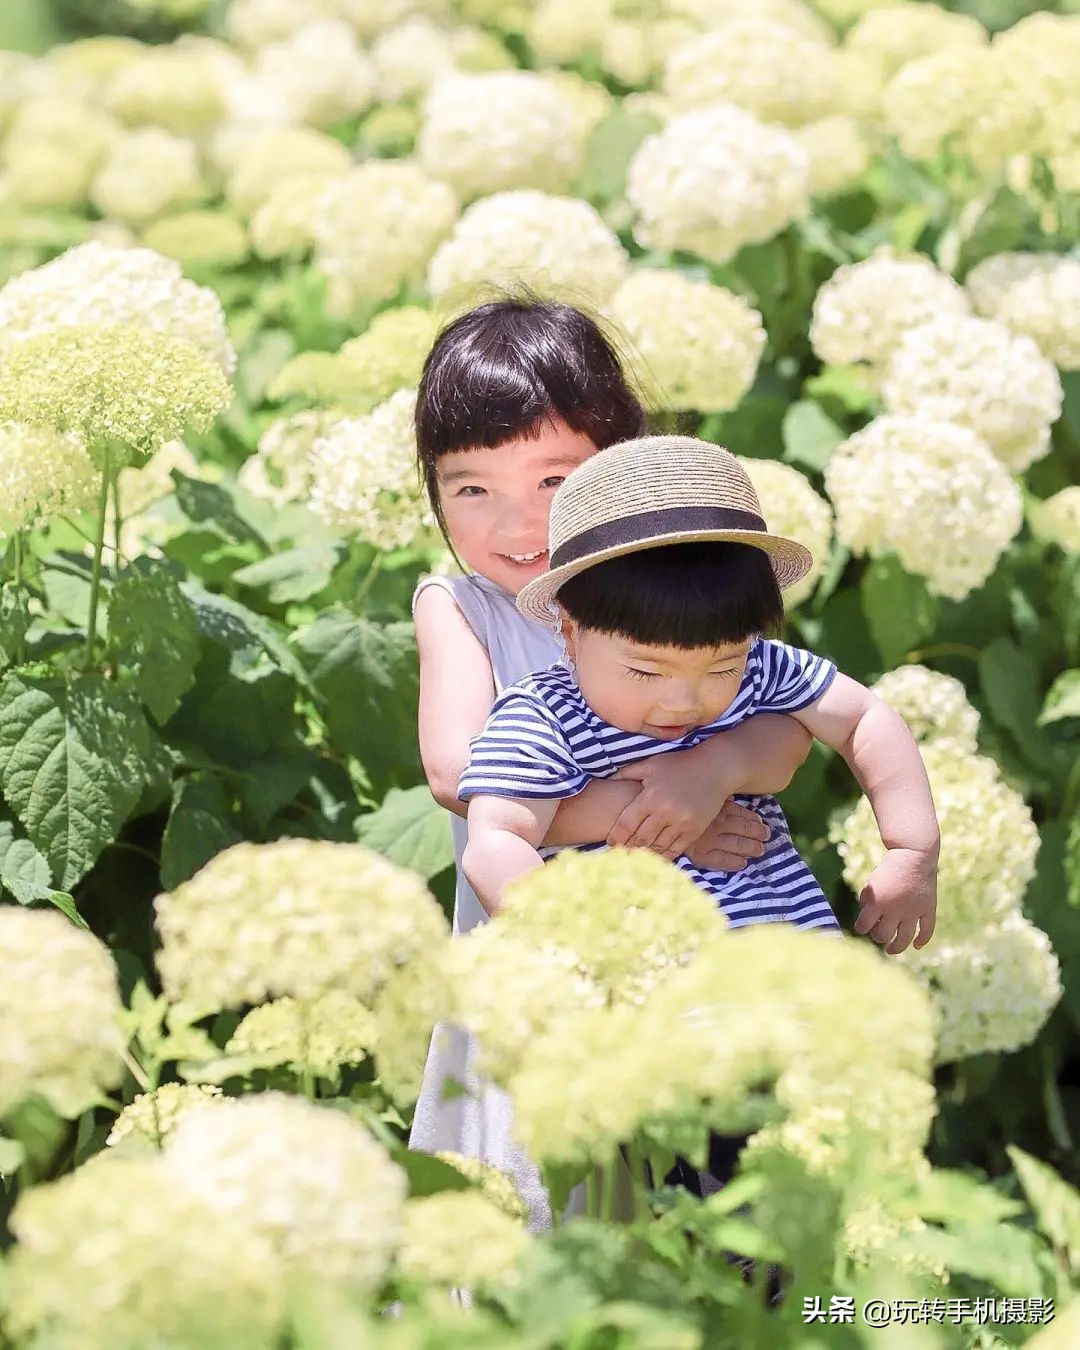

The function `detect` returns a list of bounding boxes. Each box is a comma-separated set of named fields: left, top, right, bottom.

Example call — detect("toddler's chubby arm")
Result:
left=792, top=672, right=939, bottom=954
left=461, top=796, right=558, bottom=916
left=415, top=585, right=766, bottom=864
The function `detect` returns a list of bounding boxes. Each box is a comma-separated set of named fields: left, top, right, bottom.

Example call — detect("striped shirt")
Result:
left=458, top=637, right=841, bottom=933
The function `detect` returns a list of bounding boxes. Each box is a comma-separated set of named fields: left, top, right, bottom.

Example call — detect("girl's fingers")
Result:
left=698, top=849, right=748, bottom=872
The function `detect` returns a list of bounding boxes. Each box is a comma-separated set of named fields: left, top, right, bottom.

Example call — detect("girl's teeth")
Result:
left=507, top=551, right=543, bottom=562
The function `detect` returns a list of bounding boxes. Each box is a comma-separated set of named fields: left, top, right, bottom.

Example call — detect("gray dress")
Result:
left=408, top=571, right=564, bottom=1232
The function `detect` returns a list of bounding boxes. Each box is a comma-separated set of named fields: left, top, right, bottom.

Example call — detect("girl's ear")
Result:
left=558, top=611, right=578, bottom=664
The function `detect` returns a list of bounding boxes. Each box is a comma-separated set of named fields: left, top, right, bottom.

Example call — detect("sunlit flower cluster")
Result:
left=106, top=1083, right=223, bottom=1148
left=103, top=43, right=228, bottom=135
left=740, top=458, right=833, bottom=608
left=0, top=908, right=125, bottom=1118
left=0, top=421, right=99, bottom=532
left=427, top=190, right=628, bottom=303
left=844, top=2, right=986, bottom=78
left=220, top=126, right=351, bottom=216
left=90, top=128, right=206, bottom=225
left=154, top=838, right=449, bottom=1010
left=397, top=1192, right=530, bottom=1288
left=794, top=116, right=871, bottom=197
left=608, top=269, right=765, bottom=414
left=1, top=98, right=117, bottom=210
left=809, top=249, right=969, bottom=381
left=237, top=408, right=343, bottom=507
left=434, top=1151, right=529, bottom=1221
left=965, top=252, right=1080, bottom=373
left=627, top=105, right=810, bottom=264
left=418, top=72, right=585, bottom=200
left=142, top=208, right=249, bottom=269
left=226, top=991, right=377, bottom=1077
left=882, top=314, right=1063, bottom=472
left=870, top=665, right=980, bottom=753
left=1028, top=488, right=1080, bottom=555
left=309, top=388, right=434, bottom=549
left=312, top=163, right=458, bottom=315
left=825, top=416, right=1022, bottom=601
left=252, top=19, right=376, bottom=127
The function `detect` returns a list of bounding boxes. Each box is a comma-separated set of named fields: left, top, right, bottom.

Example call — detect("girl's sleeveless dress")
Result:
left=408, top=571, right=563, bottom=1232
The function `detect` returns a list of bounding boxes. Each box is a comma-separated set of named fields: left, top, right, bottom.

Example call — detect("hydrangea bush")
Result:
left=1, top=0, right=1079, bottom=1344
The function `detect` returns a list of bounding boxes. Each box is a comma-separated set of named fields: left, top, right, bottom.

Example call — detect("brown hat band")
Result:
left=549, top=505, right=767, bottom=570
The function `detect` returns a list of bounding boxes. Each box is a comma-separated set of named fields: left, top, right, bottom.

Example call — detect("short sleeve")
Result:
left=754, top=639, right=837, bottom=714
left=457, top=689, right=590, bottom=802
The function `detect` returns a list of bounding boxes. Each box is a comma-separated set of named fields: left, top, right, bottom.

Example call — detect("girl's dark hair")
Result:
left=415, top=296, right=646, bottom=549
left=556, top=542, right=785, bottom=649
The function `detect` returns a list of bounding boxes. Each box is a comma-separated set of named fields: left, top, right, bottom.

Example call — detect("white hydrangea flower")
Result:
left=0, top=241, right=235, bottom=376
left=221, top=126, right=352, bottom=216
left=965, top=253, right=1080, bottom=373
left=541, top=70, right=614, bottom=138
left=870, top=665, right=980, bottom=753
left=609, top=269, right=764, bottom=413
left=794, top=116, right=871, bottom=197
left=740, top=458, right=833, bottom=609
left=881, top=47, right=998, bottom=164
left=0, top=421, right=99, bottom=532
left=418, top=71, right=585, bottom=199
left=1, top=98, right=118, bottom=211
left=898, top=913, right=1061, bottom=1064
left=4, top=1153, right=283, bottom=1350
left=427, top=189, right=628, bottom=303
left=833, top=739, right=1039, bottom=940
left=106, top=1083, right=223, bottom=1148
left=0, top=907, right=125, bottom=1118
left=154, top=838, right=449, bottom=1010
left=254, top=19, right=376, bottom=128
left=226, top=992, right=377, bottom=1076
left=663, top=20, right=834, bottom=127
left=667, top=0, right=832, bottom=42
left=238, top=409, right=345, bottom=508
left=397, top=1192, right=531, bottom=1288
left=525, top=0, right=610, bottom=65
left=599, top=17, right=696, bottom=89
left=347, top=0, right=452, bottom=41
left=225, top=0, right=338, bottom=47
left=882, top=314, right=1063, bottom=472
left=103, top=45, right=228, bottom=137
left=1028, top=487, right=1080, bottom=555
left=249, top=170, right=344, bottom=260
left=90, top=128, right=206, bottom=226
left=626, top=104, right=810, bottom=264
left=312, top=163, right=458, bottom=315
left=163, top=1093, right=407, bottom=1287
left=825, top=416, right=1022, bottom=601
left=809, top=248, right=969, bottom=381
left=845, top=2, right=986, bottom=78
left=309, top=389, right=435, bottom=549
left=811, top=0, right=905, bottom=25
left=371, top=15, right=456, bottom=101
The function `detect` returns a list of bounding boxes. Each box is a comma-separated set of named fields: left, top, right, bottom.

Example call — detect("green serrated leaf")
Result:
left=979, top=636, right=1055, bottom=765
left=293, top=610, right=422, bottom=796
left=1007, top=1145, right=1080, bottom=1274
left=355, top=785, right=453, bottom=879
left=232, top=541, right=346, bottom=604
left=180, top=580, right=320, bottom=699
left=171, top=471, right=268, bottom=548
left=0, top=673, right=154, bottom=888
left=111, top=568, right=201, bottom=725
left=860, top=555, right=938, bottom=668
left=160, top=773, right=242, bottom=890
left=1040, top=670, right=1080, bottom=727
left=781, top=400, right=845, bottom=472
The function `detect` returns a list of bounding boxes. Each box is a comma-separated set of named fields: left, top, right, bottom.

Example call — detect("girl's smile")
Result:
left=436, top=418, right=597, bottom=596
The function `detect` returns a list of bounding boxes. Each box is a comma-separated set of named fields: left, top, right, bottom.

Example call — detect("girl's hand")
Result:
left=684, top=801, right=771, bottom=871
left=606, top=750, right=763, bottom=861
left=853, top=847, right=937, bottom=954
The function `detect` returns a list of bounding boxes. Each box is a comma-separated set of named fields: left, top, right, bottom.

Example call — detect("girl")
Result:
left=410, top=297, right=815, bottom=1231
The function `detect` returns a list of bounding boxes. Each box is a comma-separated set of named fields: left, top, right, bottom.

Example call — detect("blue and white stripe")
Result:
left=458, top=638, right=841, bottom=933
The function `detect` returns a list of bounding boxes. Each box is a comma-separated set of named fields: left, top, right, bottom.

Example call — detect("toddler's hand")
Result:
left=685, top=800, right=771, bottom=871
left=607, top=742, right=764, bottom=861
left=854, top=847, right=937, bottom=954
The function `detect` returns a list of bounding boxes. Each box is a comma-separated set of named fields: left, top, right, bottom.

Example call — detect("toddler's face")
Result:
left=560, top=617, right=752, bottom=739
left=435, top=417, right=597, bottom=596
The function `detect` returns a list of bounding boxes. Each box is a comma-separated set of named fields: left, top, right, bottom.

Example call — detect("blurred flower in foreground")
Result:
left=0, top=420, right=98, bottom=532
left=106, top=1083, right=223, bottom=1149
left=397, top=1192, right=531, bottom=1289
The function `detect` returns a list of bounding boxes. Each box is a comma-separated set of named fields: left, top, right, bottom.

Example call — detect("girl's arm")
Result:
left=415, top=586, right=769, bottom=857
left=793, top=672, right=939, bottom=953
left=462, top=795, right=558, bottom=915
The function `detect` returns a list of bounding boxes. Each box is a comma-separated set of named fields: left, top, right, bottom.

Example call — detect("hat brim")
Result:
left=515, top=529, right=814, bottom=627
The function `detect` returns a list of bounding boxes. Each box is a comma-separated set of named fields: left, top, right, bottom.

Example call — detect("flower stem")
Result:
left=84, top=445, right=112, bottom=670
left=585, top=1167, right=598, bottom=1221
left=112, top=466, right=123, bottom=580
left=355, top=552, right=383, bottom=610
left=13, top=531, right=22, bottom=587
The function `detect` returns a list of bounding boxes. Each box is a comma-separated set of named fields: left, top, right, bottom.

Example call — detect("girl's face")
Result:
left=436, top=417, right=598, bottom=596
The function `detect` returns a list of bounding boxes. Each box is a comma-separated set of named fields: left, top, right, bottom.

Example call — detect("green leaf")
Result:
left=180, top=580, right=320, bottom=699
left=781, top=399, right=846, bottom=473
left=160, top=773, right=243, bottom=890
left=802, top=364, right=875, bottom=415
left=0, top=673, right=154, bottom=888
left=979, top=636, right=1054, bottom=764
left=1040, top=670, right=1080, bottom=727
left=0, top=817, right=51, bottom=895
left=1007, top=1145, right=1080, bottom=1274
left=355, top=785, right=453, bottom=880
left=236, top=328, right=295, bottom=406
left=0, top=583, right=31, bottom=668
left=293, top=610, right=422, bottom=796
left=232, top=541, right=346, bottom=604
left=899, top=1221, right=1045, bottom=1297
left=236, top=749, right=322, bottom=829
left=389, top=1146, right=472, bottom=1199
left=171, top=471, right=268, bottom=548
left=860, top=555, right=938, bottom=668
left=578, top=109, right=662, bottom=204
left=110, top=567, right=201, bottom=725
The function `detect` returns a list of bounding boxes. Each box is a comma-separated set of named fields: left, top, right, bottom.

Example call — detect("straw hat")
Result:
left=515, top=435, right=814, bottom=627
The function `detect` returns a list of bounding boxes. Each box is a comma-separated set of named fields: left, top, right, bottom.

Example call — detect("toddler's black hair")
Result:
left=556, top=542, right=785, bottom=649
left=415, top=295, right=646, bottom=551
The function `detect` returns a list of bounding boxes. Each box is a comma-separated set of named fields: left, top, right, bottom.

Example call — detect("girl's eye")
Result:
left=455, top=485, right=485, bottom=497
left=540, top=476, right=565, bottom=489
